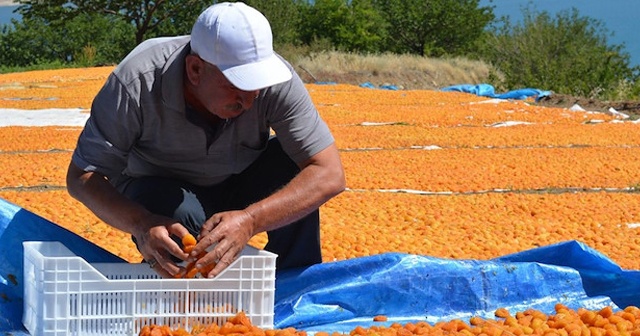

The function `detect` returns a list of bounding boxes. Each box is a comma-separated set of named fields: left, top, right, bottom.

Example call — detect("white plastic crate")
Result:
left=23, top=241, right=277, bottom=336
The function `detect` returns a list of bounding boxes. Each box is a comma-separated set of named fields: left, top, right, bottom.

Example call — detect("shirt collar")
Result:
left=161, top=40, right=191, bottom=112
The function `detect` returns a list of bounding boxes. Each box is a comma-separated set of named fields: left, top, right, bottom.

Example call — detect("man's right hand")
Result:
left=132, top=214, right=191, bottom=278
left=66, top=162, right=190, bottom=278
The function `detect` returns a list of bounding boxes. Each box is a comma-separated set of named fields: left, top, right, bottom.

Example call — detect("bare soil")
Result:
left=534, top=93, right=640, bottom=117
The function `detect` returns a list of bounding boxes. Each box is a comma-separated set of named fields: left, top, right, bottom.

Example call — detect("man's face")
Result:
left=186, top=55, right=259, bottom=120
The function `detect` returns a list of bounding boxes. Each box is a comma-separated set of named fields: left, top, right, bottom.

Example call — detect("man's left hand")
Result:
left=190, top=209, right=255, bottom=277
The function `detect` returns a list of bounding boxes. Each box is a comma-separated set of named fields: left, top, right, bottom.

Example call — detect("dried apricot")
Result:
left=182, top=233, right=197, bottom=247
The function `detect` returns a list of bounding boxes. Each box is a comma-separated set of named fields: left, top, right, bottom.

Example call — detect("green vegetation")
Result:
left=476, top=6, right=640, bottom=100
left=15, top=0, right=211, bottom=45
left=297, top=0, right=387, bottom=53
left=1, top=0, right=639, bottom=100
left=371, top=0, right=494, bottom=57
left=1, top=13, right=133, bottom=68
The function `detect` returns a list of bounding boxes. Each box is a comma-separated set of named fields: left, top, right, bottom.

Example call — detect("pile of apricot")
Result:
left=138, top=304, right=640, bottom=336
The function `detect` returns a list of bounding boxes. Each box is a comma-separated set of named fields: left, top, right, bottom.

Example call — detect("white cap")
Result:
left=190, top=2, right=292, bottom=91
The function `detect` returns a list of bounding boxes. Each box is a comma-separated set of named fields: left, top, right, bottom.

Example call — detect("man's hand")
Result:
left=67, top=162, right=195, bottom=278
left=190, top=210, right=255, bottom=278
left=188, top=143, right=345, bottom=277
left=131, top=214, right=191, bottom=278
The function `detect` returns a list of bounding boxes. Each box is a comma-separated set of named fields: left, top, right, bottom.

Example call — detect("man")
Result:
left=66, top=2, right=345, bottom=278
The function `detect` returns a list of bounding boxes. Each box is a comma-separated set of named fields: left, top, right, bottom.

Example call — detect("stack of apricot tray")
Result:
left=1, top=67, right=639, bottom=335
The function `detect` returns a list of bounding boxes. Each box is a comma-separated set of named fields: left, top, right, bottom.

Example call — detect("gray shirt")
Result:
left=72, top=36, right=334, bottom=187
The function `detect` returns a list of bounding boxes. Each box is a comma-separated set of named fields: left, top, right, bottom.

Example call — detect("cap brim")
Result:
left=220, top=55, right=292, bottom=91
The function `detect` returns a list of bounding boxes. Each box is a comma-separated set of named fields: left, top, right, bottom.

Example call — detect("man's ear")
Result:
left=185, top=54, right=204, bottom=85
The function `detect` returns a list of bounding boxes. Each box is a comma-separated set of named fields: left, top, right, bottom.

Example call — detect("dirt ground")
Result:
left=534, top=93, right=640, bottom=117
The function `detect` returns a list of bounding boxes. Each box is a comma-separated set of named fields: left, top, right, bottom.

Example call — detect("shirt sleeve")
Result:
left=71, top=73, right=142, bottom=181
left=265, top=66, right=335, bottom=165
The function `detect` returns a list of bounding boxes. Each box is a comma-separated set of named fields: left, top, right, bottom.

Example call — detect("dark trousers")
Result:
left=120, top=138, right=322, bottom=270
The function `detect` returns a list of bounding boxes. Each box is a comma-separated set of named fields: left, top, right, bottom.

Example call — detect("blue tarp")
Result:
left=1, top=198, right=639, bottom=334
left=441, top=84, right=552, bottom=101
left=274, top=242, right=639, bottom=333
left=360, top=82, right=399, bottom=90
left=0, top=199, right=124, bottom=333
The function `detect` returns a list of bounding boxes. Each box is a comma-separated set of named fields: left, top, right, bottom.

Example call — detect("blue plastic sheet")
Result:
left=360, top=81, right=399, bottom=90
left=495, top=241, right=640, bottom=309
left=0, top=198, right=124, bottom=334
left=441, top=84, right=552, bottom=101
left=274, top=241, right=639, bottom=333
left=1, top=198, right=639, bottom=334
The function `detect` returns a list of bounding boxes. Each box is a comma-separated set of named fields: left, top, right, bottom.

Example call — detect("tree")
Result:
left=3, top=0, right=313, bottom=69
left=298, top=0, right=388, bottom=53
left=372, top=0, right=494, bottom=57
left=0, top=13, right=133, bottom=68
left=478, top=6, right=637, bottom=99
left=242, top=0, right=307, bottom=48
left=16, top=0, right=211, bottom=45
left=0, top=17, right=57, bottom=68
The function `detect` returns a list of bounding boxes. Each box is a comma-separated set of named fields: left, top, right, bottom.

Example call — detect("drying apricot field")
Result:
left=1, top=66, right=640, bottom=272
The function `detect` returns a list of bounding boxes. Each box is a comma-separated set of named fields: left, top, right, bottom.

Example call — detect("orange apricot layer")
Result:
left=0, top=66, right=114, bottom=110
left=340, top=147, right=640, bottom=192
left=309, top=85, right=617, bottom=127
left=0, top=127, right=82, bottom=152
left=0, top=66, right=113, bottom=84
left=0, top=152, right=71, bottom=187
left=320, top=191, right=640, bottom=269
left=4, top=123, right=639, bottom=156
left=331, top=123, right=640, bottom=149
left=1, top=68, right=639, bottom=273
left=4, top=145, right=638, bottom=195
left=1, top=68, right=618, bottom=129
left=2, top=189, right=639, bottom=269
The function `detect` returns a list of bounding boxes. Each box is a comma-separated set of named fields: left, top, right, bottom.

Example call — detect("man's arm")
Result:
left=245, top=142, right=345, bottom=232
left=66, top=162, right=190, bottom=276
left=194, top=143, right=346, bottom=275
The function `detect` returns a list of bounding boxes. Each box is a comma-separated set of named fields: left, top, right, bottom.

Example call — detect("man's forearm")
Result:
left=66, top=162, right=151, bottom=236
left=244, top=144, right=345, bottom=235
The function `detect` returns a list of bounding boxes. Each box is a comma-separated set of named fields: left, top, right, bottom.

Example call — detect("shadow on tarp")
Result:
left=0, top=198, right=124, bottom=334
left=2, top=198, right=640, bottom=335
